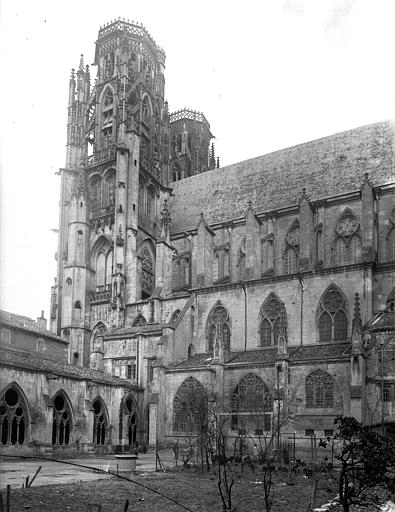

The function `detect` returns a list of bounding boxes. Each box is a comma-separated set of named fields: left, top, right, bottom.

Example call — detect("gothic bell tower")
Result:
left=51, top=19, right=171, bottom=366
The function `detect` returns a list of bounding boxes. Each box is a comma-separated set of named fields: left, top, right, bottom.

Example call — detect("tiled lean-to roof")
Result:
left=168, top=343, right=351, bottom=371
left=169, top=121, right=395, bottom=233
left=0, top=346, right=136, bottom=387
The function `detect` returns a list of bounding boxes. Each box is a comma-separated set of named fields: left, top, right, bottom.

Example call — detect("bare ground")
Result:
left=3, top=467, right=338, bottom=512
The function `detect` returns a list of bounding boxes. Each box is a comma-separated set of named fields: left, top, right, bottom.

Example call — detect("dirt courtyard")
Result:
left=3, top=467, right=337, bottom=512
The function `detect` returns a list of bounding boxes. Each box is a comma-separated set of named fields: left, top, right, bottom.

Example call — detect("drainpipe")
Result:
left=241, top=283, right=247, bottom=352
left=298, top=273, right=304, bottom=346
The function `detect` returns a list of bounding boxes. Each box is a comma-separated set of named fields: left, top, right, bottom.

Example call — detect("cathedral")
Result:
left=1, top=19, right=394, bottom=454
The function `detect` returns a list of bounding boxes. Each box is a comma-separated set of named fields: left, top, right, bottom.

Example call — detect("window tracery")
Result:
left=123, top=396, right=138, bottom=446
left=92, top=399, right=107, bottom=445
left=173, top=377, right=207, bottom=434
left=172, top=163, right=181, bottom=182
left=305, top=370, right=334, bottom=408
left=231, top=374, right=272, bottom=432
left=317, top=285, right=348, bottom=342
left=259, top=293, right=287, bottom=346
left=0, top=386, right=28, bottom=445
left=333, top=210, right=362, bottom=265
left=102, top=89, right=114, bottom=145
left=52, top=393, right=71, bottom=445
left=103, top=170, right=116, bottom=207
left=133, top=315, right=147, bottom=327
left=140, top=248, right=154, bottom=299
left=206, top=303, right=231, bottom=353
left=90, top=176, right=102, bottom=210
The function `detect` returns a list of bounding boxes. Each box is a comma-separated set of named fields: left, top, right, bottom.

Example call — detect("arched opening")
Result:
left=132, top=314, right=147, bottom=327
left=140, top=247, right=155, bottom=300
left=188, top=344, right=195, bottom=358
left=173, top=377, right=207, bottom=434
left=102, top=88, right=114, bottom=146
left=89, top=175, right=102, bottom=210
left=92, top=398, right=108, bottom=445
left=103, top=169, right=116, bottom=207
left=258, top=293, right=287, bottom=346
left=333, top=209, right=361, bottom=265
left=317, top=284, right=348, bottom=342
left=231, top=374, right=272, bottom=433
left=123, top=395, right=139, bottom=447
left=206, top=303, right=231, bottom=353
left=51, top=392, right=72, bottom=446
left=0, top=384, right=29, bottom=445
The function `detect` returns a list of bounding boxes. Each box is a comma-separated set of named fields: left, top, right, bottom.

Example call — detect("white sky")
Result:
left=1, top=0, right=394, bottom=321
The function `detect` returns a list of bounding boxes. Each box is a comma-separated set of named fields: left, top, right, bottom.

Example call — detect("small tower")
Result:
left=169, top=109, right=214, bottom=181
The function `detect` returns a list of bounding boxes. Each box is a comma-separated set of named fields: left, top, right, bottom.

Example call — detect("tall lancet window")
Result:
left=102, top=89, right=114, bottom=146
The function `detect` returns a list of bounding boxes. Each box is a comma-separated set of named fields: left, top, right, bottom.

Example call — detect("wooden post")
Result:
left=0, top=492, right=4, bottom=512
left=124, top=500, right=129, bottom=512
left=310, top=478, right=318, bottom=510
left=27, top=466, right=42, bottom=487
left=6, top=485, right=10, bottom=512
left=25, top=476, right=29, bottom=488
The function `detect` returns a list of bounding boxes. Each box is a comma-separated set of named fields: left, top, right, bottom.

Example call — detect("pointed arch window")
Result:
left=305, top=370, right=334, bottom=408
left=140, top=248, right=154, bottom=299
left=284, top=221, right=299, bottom=274
left=333, top=211, right=362, bottom=265
left=52, top=393, right=71, bottom=445
left=133, top=315, right=147, bottom=327
left=90, top=176, right=102, bottom=210
left=238, top=237, right=246, bottom=281
left=169, top=309, right=181, bottom=326
left=231, top=374, right=272, bottom=432
left=206, top=304, right=231, bottom=353
left=123, top=396, right=138, bottom=446
left=0, top=386, right=28, bottom=445
left=142, top=96, right=151, bottom=125
left=317, top=285, right=348, bottom=342
left=103, top=170, right=116, bottom=207
left=92, top=399, right=107, bottom=445
left=92, top=323, right=106, bottom=352
left=94, top=240, right=113, bottom=291
left=172, top=163, right=181, bottom=182
left=259, top=293, right=287, bottom=346
left=102, top=89, right=114, bottom=143
left=173, top=377, right=207, bottom=434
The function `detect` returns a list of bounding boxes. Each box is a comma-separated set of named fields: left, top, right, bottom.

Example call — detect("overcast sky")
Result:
left=1, top=0, right=394, bottom=321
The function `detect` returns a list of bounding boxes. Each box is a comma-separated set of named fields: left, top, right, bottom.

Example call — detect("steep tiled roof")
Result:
left=168, top=343, right=350, bottom=370
left=0, top=346, right=136, bottom=387
left=0, top=310, right=66, bottom=343
left=169, top=121, right=395, bottom=233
